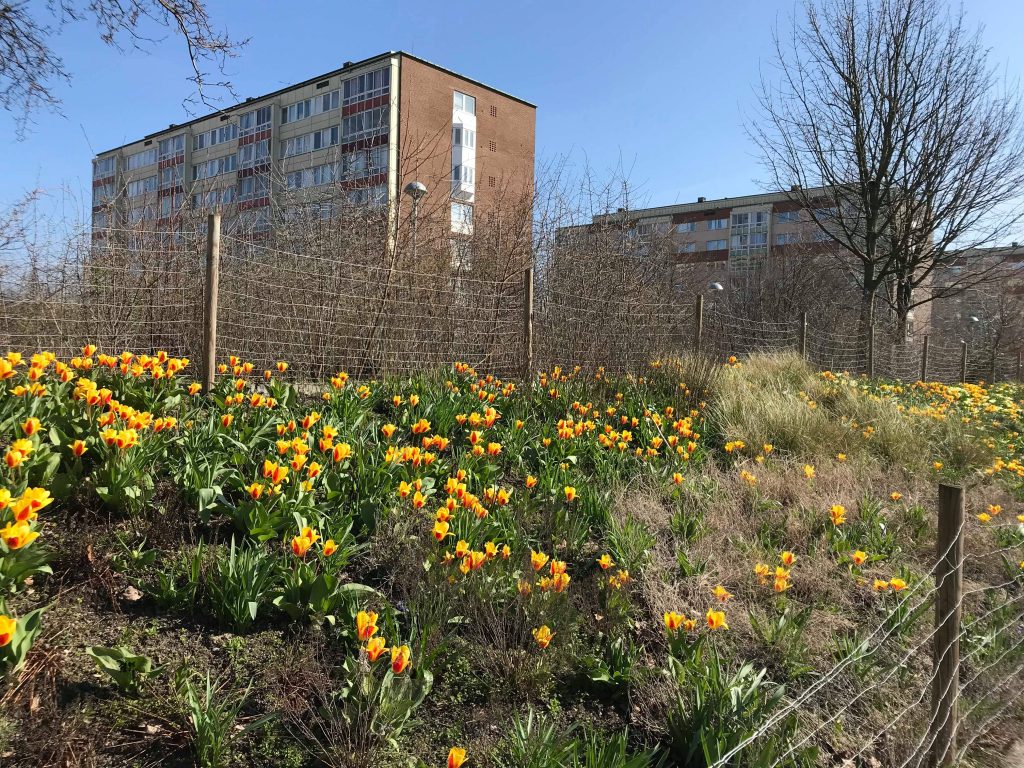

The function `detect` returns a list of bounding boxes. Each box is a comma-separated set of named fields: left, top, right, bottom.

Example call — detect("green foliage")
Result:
left=85, top=645, right=159, bottom=694
left=494, top=710, right=662, bottom=768
left=605, top=514, right=655, bottom=574
left=204, top=538, right=279, bottom=632
left=749, top=603, right=814, bottom=678
left=665, top=646, right=816, bottom=768
left=175, top=668, right=266, bottom=768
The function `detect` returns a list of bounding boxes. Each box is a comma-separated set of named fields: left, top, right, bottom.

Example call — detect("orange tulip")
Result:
left=323, top=539, right=338, bottom=557
left=365, top=636, right=388, bottom=662
left=564, top=486, right=576, bottom=502
left=664, top=611, right=686, bottom=632
left=356, top=610, right=378, bottom=641
left=706, top=609, right=728, bottom=630
left=391, top=644, right=411, bottom=674
left=530, top=550, right=549, bottom=571
left=21, top=417, right=41, bottom=437
left=532, top=625, right=554, bottom=649
left=447, top=747, right=467, bottom=768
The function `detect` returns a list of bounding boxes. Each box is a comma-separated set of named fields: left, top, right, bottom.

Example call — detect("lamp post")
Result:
left=403, top=181, right=428, bottom=263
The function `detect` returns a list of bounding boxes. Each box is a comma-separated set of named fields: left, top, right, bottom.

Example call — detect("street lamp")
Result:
left=404, top=181, right=428, bottom=263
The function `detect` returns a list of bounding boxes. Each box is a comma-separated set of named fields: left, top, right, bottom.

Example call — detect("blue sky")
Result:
left=3, top=0, right=1023, bottom=224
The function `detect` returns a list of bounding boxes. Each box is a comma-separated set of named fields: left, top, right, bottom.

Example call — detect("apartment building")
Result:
left=90, top=51, right=535, bottom=241
left=583, top=188, right=838, bottom=286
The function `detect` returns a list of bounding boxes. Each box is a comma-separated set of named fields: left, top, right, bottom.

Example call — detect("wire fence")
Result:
left=2, top=223, right=1022, bottom=386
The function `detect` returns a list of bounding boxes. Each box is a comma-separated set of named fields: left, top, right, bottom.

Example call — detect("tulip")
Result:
left=873, top=579, right=890, bottom=592
left=13, top=488, right=52, bottom=522
left=597, top=554, right=614, bottom=570
left=890, top=492, right=903, bottom=502
left=851, top=550, right=868, bottom=567
left=830, top=504, right=846, bottom=526
left=889, top=577, right=907, bottom=591
left=672, top=472, right=684, bottom=486
left=391, top=644, right=411, bottom=674
left=448, top=747, right=467, bottom=768
left=706, top=609, right=728, bottom=630
left=780, top=551, right=797, bottom=567
left=21, top=417, right=41, bottom=436
left=525, top=475, right=537, bottom=488
left=220, top=414, right=234, bottom=428
left=803, top=464, right=815, bottom=480
left=455, top=540, right=469, bottom=559
left=276, top=361, right=288, bottom=373
left=356, top=611, right=379, bottom=641
left=365, top=636, right=388, bottom=662
left=532, top=625, right=554, bottom=649
left=664, top=611, right=686, bottom=632
left=433, top=521, right=450, bottom=541
left=712, top=585, right=733, bottom=602
left=291, top=532, right=314, bottom=557
left=564, top=486, right=576, bottom=502
left=322, top=539, right=338, bottom=557
left=1, top=521, right=39, bottom=549
left=530, top=550, right=549, bottom=571
left=0, top=614, right=14, bottom=647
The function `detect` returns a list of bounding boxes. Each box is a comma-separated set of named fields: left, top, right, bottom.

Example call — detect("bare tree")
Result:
left=0, top=0, right=245, bottom=135
left=753, top=0, right=1024, bottom=337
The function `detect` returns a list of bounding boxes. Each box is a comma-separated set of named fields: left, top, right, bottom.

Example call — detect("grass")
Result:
left=0, top=349, right=1021, bottom=767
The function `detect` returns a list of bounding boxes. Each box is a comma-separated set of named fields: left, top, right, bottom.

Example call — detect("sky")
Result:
left=3, top=0, right=1024, bottom=226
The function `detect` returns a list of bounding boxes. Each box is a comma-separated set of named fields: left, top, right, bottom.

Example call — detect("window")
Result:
left=158, top=192, right=184, bottom=218
left=775, top=211, right=801, bottom=224
left=194, top=186, right=236, bottom=208
left=675, top=222, right=696, bottom=234
left=813, top=206, right=838, bottom=220
left=453, top=165, right=475, bottom=185
left=282, top=127, right=339, bottom=158
left=238, top=139, right=270, bottom=168
left=775, top=232, right=801, bottom=246
left=193, top=154, right=237, bottom=180
left=452, top=126, right=476, bottom=148
left=127, top=175, right=158, bottom=197
left=128, top=205, right=156, bottom=223
left=754, top=211, right=769, bottom=225
left=287, top=163, right=338, bottom=190
left=238, top=174, right=270, bottom=202
left=812, top=229, right=833, bottom=242
left=750, top=232, right=767, bottom=246
left=453, top=91, right=476, bottom=114
left=707, top=239, right=727, bottom=251
left=707, top=218, right=728, bottom=230
left=194, top=124, right=238, bottom=150
left=677, top=242, right=697, bottom=253
left=157, top=134, right=185, bottom=161
left=347, top=184, right=387, bottom=206
left=126, top=149, right=157, bottom=171
left=94, top=181, right=116, bottom=204
left=159, top=165, right=184, bottom=188
left=93, top=211, right=109, bottom=229
left=282, top=90, right=341, bottom=124
left=451, top=202, right=473, bottom=234
left=93, top=156, right=116, bottom=179
left=342, top=67, right=390, bottom=105
left=342, top=107, right=388, bottom=141
left=239, top=106, right=272, bottom=137
left=731, top=212, right=749, bottom=226
left=340, top=145, right=387, bottom=179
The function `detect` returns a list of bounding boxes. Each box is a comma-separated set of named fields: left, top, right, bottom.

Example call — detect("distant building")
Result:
left=90, top=51, right=535, bottom=244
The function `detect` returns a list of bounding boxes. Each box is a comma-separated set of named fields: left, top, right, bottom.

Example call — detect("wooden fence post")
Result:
left=960, top=341, right=968, bottom=384
left=798, top=312, right=808, bottom=360
left=920, top=334, right=929, bottom=382
left=694, top=294, right=704, bottom=353
left=929, top=484, right=964, bottom=768
left=522, top=265, right=534, bottom=383
left=867, top=323, right=875, bottom=378
left=201, top=212, right=221, bottom=395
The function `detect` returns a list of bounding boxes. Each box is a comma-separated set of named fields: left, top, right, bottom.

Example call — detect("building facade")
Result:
left=90, top=51, right=535, bottom=241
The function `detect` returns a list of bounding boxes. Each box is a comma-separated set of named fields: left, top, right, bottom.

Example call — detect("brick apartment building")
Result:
left=90, top=51, right=535, bottom=242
